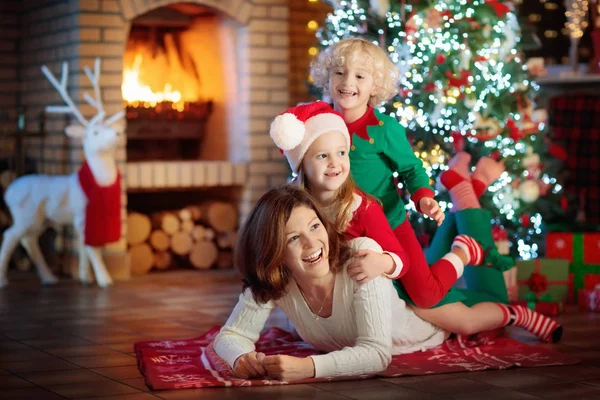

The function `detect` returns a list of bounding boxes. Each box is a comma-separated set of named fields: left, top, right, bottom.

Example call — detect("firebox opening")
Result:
left=123, top=3, right=235, bottom=162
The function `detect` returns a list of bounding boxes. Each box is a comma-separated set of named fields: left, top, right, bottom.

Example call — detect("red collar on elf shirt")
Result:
left=346, top=106, right=380, bottom=143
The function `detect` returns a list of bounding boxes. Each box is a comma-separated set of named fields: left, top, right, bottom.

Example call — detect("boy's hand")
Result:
left=347, top=250, right=393, bottom=284
left=419, top=197, right=445, bottom=226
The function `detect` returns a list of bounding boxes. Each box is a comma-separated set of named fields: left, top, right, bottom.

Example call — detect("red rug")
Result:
left=135, top=326, right=579, bottom=390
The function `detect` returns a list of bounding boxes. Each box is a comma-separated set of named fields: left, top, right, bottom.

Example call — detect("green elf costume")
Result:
left=347, top=106, right=514, bottom=308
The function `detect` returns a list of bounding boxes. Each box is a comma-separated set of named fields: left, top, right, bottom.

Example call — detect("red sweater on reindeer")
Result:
left=78, top=161, right=122, bottom=246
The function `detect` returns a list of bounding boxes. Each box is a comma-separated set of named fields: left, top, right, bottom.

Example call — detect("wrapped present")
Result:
left=512, top=293, right=563, bottom=316
left=546, top=232, right=600, bottom=298
left=516, top=258, right=572, bottom=303
left=578, top=284, right=600, bottom=312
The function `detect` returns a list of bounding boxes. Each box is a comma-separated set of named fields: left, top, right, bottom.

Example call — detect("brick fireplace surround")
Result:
left=0, top=0, right=332, bottom=279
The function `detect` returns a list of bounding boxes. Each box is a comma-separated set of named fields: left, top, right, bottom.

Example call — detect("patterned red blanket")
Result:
left=135, top=326, right=579, bottom=390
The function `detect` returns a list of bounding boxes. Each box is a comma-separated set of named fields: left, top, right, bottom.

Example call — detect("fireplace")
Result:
left=0, top=0, right=332, bottom=281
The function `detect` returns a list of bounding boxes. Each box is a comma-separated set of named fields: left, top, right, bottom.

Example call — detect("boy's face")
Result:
left=328, top=55, right=376, bottom=115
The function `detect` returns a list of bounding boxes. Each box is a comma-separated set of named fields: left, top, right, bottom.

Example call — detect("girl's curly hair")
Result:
left=310, top=38, right=399, bottom=106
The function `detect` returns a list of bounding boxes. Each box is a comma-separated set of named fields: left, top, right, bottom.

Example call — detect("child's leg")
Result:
left=413, top=302, right=562, bottom=343
left=393, top=218, right=483, bottom=309
left=425, top=212, right=458, bottom=264
left=454, top=208, right=512, bottom=303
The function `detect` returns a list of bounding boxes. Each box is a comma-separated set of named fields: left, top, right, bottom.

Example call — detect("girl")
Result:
left=269, top=102, right=562, bottom=343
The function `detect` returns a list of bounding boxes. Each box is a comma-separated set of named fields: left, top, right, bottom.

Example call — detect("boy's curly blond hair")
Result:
left=310, top=38, right=399, bottom=106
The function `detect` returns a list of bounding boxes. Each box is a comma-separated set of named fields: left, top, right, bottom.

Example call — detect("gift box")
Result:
left=546, top=232, right=600, bottom=298
left=578, top=284, right=600, bottom=312
left=512, top=298, right=563, bottom=316
left=516, top=258, right=572, bottom=303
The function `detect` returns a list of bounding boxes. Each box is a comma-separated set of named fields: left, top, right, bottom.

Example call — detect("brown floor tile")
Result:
left=336, top=384, right=442, bottom=400
left=0, top=375, right=33, bottom=390
left=450, top=389, right=544, bottom=400
left=520, top=382, right=600, bottom=398
left=465, top=369, right=565, bottom=389
left=582, top=379, right=600, bottom=388
left=90, top=365, right=144, bottom=380
left=0, top=349, right=55, bottom=362
left=45, top=345, right=125, bottom=358
left=20, top=369, right=108, bottom=386
left=158, top=385, right=350, bottom=400
left=0, top=368, right=9, bottom=375
left=67, top=353, right=137, bottom=368
left=120, top=377, right=151, bottom=392
left=0, top=341, right=31, bottom=352
left=46, top=379, right=141, bottom=398
left=0, top=387, right=66, bottom=399
left=0, top=357, right=80, bottom=373
left=79, top=394, right=163, bottom=400
left=108, top=342, right=137, bottom=352
left=310, top=378, right=396, bottom=391
left=530, top=365, right=600, bottom=380
left=397, top=377, right=496, bottom=394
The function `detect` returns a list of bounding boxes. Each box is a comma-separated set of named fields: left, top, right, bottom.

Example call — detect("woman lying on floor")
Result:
left=213, top=185, right=562, bottom=381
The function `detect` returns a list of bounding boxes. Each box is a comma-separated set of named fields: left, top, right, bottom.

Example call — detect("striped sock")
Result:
left=452, top=235, right=483, bottom=266
left=448, top=181, right=481, bottom=211
left=496, top=304, right=563, bottom=343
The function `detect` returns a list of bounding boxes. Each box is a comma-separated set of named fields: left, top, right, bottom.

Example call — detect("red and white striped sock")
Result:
left=452, top=234, right=483, bottom=266
left=496, top=304, right=563, bottom=343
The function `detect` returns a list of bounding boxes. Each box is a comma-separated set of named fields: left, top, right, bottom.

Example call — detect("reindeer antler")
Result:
left=41, top=62, right=88, bottom=127
left=83, top=58, right=105, bottom=126
left=43, top=58, right=126, bottom=128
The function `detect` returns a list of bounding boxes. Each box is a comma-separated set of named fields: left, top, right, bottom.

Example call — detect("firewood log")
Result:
left=200, top=201, right=237, bottom=233
left=188, top=205, right=202, bottom=221
left=151, top=211, right=180, bottom=235
left=203, top=228, right=215, bottom=241
left=191, top=225, right=206, bottom=242
left=129, top=243, right=154, bottom=275
left=181, top=220, right=194, bottom=233
left=216, top=231, right=238, bottom=250
left=189, top=240, right=218, bottom=269
left=154, top=251, right=172, bottom=270
left=179, top=208, right=192, bottom=222
left=149, top=230, right=170, bottom=252
left=170, top=231, right=193, bottom=256
left=126, top=212, right=152, bottom=245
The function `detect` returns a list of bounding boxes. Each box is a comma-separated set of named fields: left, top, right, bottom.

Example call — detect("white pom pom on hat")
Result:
left=269, top=102, right=350, bottom=172
left=270, top=113, right=305, bottom=151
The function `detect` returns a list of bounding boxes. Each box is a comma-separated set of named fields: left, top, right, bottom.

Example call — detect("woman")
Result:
left=213, top=185, right=448, bottom=381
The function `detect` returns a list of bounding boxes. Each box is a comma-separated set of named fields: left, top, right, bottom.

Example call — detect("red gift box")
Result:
left=511, top=300, right=563, bottom=316
left=578, top=284, right=600, bottom=312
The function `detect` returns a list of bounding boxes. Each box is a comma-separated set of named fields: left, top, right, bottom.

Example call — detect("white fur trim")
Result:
left=270, top=113, right=305, bottom=151
left=442, top=252, right=464, bottom=278
left=383, top=252, right=403, bottom=279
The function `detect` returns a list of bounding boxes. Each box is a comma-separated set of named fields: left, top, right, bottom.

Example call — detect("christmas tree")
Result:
left=313, top=0, right=565, bottom=259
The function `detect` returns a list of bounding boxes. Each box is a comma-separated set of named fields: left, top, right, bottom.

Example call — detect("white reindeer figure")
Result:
left=0, top=58, right=125, bottom=288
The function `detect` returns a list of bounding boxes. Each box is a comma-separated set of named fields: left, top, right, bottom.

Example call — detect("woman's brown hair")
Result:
left=234, top=184, right=353, bottom=304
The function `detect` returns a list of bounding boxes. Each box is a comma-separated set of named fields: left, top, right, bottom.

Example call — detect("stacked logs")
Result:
left=126, top=201, right=237, bottom=275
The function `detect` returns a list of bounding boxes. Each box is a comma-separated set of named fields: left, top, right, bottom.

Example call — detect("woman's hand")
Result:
left=347, top=250, right=393, bottom=284
left=232, top=351, right=267, bottom=379
left=263, top=355, right=315, bottom=381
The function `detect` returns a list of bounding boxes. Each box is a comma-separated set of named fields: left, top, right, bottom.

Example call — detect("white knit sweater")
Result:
left=213, top=237, right=447, bottom=378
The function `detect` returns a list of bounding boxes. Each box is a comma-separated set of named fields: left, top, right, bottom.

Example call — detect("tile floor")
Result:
left=1, top=269, right=600, bottom=399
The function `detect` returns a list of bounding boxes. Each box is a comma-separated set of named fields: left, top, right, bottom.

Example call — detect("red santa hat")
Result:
left=270, top=102, right=350, bottom=173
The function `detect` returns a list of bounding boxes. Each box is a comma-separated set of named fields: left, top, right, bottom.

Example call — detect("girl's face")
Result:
left=301, top=130, right=350, bottom=195
left=283, top=205, right=330, bottom=280
left=328, top=54, right=376, bottom=114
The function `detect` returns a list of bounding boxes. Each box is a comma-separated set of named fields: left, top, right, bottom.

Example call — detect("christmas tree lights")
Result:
left=313, top=0, right=565, bottom=259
